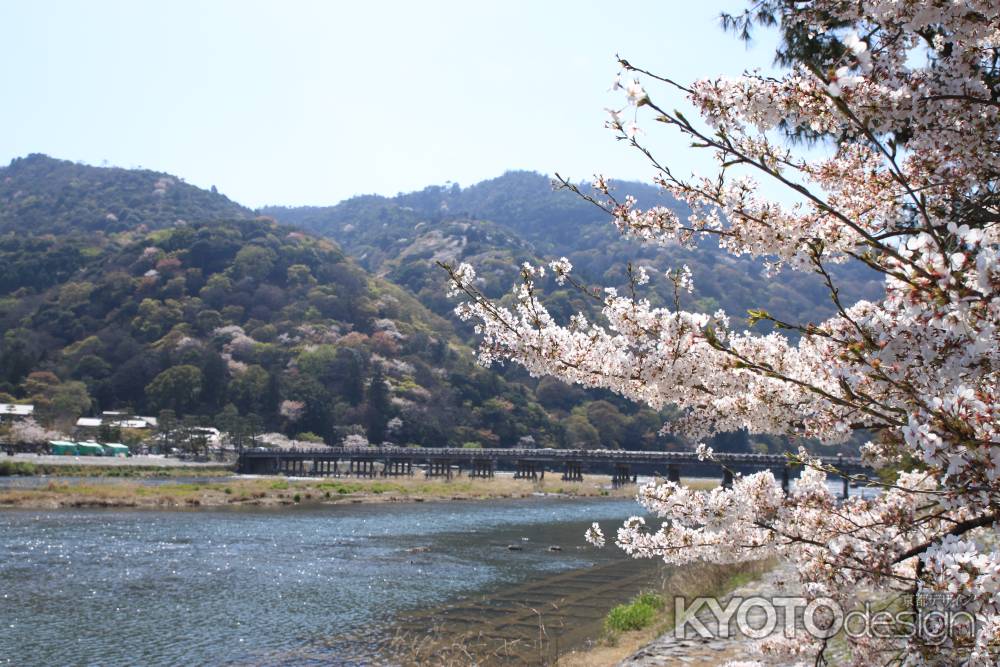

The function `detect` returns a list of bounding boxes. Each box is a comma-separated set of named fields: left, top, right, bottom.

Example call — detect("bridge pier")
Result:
left=612, top=464, right=635, bottom=488
left=666, top=464, right=681, bottom=484
left=722, top=468, right=734, bottom=489
left=469, top=459, right=495, bottom=479
left=841, top=474, right=850, bottom=500
left=382, top=459, right=413, bottom=476
left=514, top=460, right=543, bottom=481
left=315, top=459, right=325, bottom=476
left=781, top=466, right=790, bottom=492
left=425, top=460, right=453, bottom=479
left=349, top=459, right=377, bottom=478
left=561, top=461, right=583, bottom=482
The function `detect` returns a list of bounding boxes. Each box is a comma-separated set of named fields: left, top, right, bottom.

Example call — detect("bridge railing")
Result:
left=239, top=446, right=867, bottom=470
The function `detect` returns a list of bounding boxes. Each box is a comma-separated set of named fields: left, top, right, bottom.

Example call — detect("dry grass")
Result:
left=555, top=559, right=775, bottom=667
left=381, top=560, right=774, bottom=667
left=385, top=608, right=572, bottom=667
left=0, top=474, right=714, bottom=510
left=0, top=459, right=232, bottom=478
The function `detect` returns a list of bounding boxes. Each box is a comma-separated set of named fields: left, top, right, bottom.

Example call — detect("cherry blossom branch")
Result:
left=892, top=513, right=998, bottom=564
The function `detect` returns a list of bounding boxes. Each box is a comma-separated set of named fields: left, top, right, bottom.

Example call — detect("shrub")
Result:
left=604, top=592, right=663, bottom=634
left=0, top=461, right=37, bottom=476
left=633, top=592, right=665, bottom=611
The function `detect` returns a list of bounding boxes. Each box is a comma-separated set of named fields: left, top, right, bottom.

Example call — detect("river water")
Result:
left=0, top=497, right=656, bottom=666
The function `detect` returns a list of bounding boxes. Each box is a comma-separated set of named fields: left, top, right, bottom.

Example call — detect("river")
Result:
left=0, top=497, right=658, bottom=666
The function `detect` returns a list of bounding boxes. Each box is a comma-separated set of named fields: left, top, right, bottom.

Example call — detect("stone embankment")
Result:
left=618, top=562, right=807, bottom=666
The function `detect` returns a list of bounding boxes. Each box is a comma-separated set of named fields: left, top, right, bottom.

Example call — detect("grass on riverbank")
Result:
left=604, top=592, right=666, bottom=634
left=556, top=559, right=775, bottom=666
left=0, top=459, right=233, bottom=478
left=0, top=474, right=711, bottom=509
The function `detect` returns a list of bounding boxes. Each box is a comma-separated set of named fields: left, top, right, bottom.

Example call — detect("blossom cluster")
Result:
left=447, top=1, right=1000, bottom=664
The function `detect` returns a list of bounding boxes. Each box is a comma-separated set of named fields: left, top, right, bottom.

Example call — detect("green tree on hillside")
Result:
left=365, top=363, right=391, bottom=444
left=563, top=413, right=600, bottom=450
left=46, top=381, right=92, bottom=426
left=585, top=401, right=627, bottom=449
left=227, top=365, right=269, bottom=415
left=146, top=365, right=203, bottom=415
left=0, top=329, right=41, bottom=389
left=232, top=245, right=276, bottom=282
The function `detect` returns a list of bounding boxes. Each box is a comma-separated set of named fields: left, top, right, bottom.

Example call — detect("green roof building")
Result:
left=49, top=441, right=78, bottom=456
left=75, top=442, right=106, bottom=457
left=102, top=443, right=130, bottom=457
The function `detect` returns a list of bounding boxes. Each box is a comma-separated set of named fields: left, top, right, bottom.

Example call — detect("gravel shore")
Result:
left=4, top=453, right=229, bottom=468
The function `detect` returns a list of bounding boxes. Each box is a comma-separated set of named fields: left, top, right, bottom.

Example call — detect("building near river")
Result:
left=49, top=441, right=78, bottom=456
left=47, top=440, right=130, bottom=457
left=74, top=411, right=159, bottom=435
left=75, top=442, right=107, bottom=456
left=102, top=443, right=130, bottom=457
left=0, top=404, right=34, bottom=423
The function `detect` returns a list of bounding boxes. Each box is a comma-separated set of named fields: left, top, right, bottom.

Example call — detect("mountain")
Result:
left=0, top=155, right=876, bottom=455
left=263, top=171, right=884, bottom=330
left=0, top=215, right=585, bottom=449
left=0, top=154, right=251, bottom=235
left=0, top=157, right=678, bottom=452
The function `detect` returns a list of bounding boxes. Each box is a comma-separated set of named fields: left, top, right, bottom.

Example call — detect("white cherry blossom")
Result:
left=446, top=2, right=1000, bottom=664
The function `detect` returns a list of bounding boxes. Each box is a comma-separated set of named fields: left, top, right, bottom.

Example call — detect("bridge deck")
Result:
left=238, top=446, right=867, bottom=472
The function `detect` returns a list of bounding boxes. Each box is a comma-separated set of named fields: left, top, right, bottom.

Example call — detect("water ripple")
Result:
left=0, top=498, right=641, bottom=665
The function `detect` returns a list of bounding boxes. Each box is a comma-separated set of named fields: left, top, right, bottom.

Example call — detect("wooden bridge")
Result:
left=237, top=446, right=871, bottom=496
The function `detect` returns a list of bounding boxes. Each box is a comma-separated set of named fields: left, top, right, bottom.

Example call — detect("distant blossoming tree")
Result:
left=9, top=418, right=64, bottom=444
left=446, top=1, right=999, bottom=664
left=342, top=433, right=370, bottom=448
left=279, top=400, right=306, bottom=423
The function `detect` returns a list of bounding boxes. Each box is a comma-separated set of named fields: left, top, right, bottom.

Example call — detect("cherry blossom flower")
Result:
left=446, top=2, right=1000, bottom=663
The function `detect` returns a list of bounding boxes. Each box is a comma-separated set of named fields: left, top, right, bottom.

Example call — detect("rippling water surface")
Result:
left=0, top=497, right=645, bottom=666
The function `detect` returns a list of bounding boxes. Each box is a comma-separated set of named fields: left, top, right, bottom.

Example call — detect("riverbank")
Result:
left=0, top=474, right=705, bottom=509
left=0, top=453, right=232, bottom=478
left=555, top=559, right=776, bottom=667
left=383, top=558, right=776, bottom=667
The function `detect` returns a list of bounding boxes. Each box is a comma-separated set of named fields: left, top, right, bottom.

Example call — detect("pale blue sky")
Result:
left=0, top=1, right=780, bottom=208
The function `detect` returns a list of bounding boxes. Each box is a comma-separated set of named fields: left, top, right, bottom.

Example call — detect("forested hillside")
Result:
left=264, top=171, right=884, bottom=330
left=0, top=216, right=593, bottom=448
left=0, top=154, right=251, bottom=234
left=0, top=156, right=875, bottom=454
